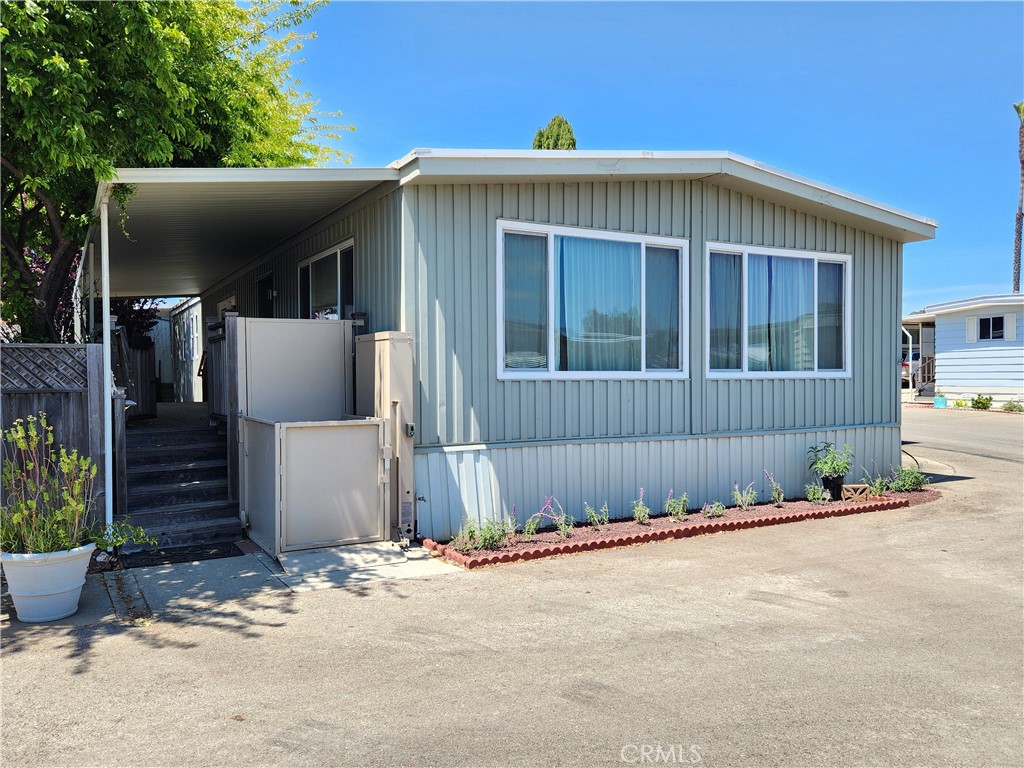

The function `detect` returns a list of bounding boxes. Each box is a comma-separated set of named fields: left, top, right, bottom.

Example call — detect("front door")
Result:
left=255, top=274, right=274, bottom=318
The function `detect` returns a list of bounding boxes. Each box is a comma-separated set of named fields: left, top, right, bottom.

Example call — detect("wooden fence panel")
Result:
left=0, top=343, right=111, bottom=526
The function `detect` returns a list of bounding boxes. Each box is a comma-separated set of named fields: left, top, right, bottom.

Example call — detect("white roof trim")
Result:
left=388, top=148, right=936, bottom=241
left=906, top=293, right=1024, bottom=319
left=111, top=166, right=399, bottom=185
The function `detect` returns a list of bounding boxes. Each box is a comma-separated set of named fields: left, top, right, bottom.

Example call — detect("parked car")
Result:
left=901, top=351, right=921, bottom=382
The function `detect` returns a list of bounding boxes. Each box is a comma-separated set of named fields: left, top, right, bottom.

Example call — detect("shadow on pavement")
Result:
left=1, top=554, right=298, bottom=675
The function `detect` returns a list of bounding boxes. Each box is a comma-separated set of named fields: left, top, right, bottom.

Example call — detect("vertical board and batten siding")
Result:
left=201, top=189, right=403, bottom=334
left=934, top=309, right=1024, bottom=404
left=405, top=179, right=904, bottom=540
left=405, top=180, right=900, bottom=448
left=405, top=180, right=696, bottom=448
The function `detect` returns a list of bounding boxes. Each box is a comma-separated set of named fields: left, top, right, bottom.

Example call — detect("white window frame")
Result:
left=704, top=242, right=852, bottom=380
left=297, top=239, right=353, bottom=320
left=496, top=219, right=690, bottom=381
left=977, top=315, right=1006, bottom=341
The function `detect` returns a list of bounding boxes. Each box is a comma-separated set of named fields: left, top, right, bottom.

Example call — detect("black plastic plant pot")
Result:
left=823, top=476, right=845, bottom=501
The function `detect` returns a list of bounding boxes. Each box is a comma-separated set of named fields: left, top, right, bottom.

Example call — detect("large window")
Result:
left=707, top=243, right=850, bottom=377
left=498, top=220, right=689, bottom=379
left=298, top=243, right=354, bottom=320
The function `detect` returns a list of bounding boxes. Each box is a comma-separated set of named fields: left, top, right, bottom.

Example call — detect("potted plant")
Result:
left=1, top=413, right=153, bottom=623
left=807, top=441, right=854, bottom=501
left=933, top=389, right=947, bottom=409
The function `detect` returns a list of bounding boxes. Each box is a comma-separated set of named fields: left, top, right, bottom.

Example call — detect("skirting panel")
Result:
left=414, top=426, right=901, bottom=542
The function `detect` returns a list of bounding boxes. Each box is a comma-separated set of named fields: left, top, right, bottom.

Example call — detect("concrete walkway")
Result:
left=3, top=543, right=462, bottom=629
left=2, top=407, right=1021, bottom=767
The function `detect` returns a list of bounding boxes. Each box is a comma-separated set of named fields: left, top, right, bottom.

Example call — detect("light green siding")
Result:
left=403, top=180, right=902, bottom=449
left=202, top=186, right=403, bottom=333
left=414, top=425, right=900, bottom=542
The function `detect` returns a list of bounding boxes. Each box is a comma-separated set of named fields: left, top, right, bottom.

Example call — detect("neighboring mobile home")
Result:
left=903, top=294, right=1024, bottom=407
left=84, top=150, right=936, bottom=546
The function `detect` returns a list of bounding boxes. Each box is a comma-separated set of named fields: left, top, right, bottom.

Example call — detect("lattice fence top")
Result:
left=1, top=344, right=89, bottom=392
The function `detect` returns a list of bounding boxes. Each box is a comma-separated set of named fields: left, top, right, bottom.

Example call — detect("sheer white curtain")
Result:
left=709, top=252, right=742, bottom=370
left=748, top=254, right=813, bottom=371
left=556, top=235, right=640, bottom=371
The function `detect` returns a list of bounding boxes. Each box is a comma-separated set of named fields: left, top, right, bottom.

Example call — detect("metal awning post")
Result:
left=902, top=326, right=914, bottom=393
left=88, top=243, right=95, bottom=341
left=100, top=195, right=113, bottom=530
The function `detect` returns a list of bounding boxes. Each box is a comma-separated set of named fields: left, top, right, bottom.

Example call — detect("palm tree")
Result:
left=1014, top=101, right=1023, bottom=293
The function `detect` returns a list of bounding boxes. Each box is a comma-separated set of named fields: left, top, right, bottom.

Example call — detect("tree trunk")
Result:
left=30, top=238, right=76, bottom=341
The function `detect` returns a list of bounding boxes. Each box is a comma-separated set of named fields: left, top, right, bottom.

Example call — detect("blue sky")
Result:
left=293, top=1, right=1023, bottom=311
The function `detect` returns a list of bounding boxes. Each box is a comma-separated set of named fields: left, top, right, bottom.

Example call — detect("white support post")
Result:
left=88, top=243, right=95, bottom=341
left=902, top=326, right=914, bottom=394
left=100, top=196, right=113, bottom=530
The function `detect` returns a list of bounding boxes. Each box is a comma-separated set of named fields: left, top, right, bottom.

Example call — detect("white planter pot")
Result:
left=1, top=543, right=96, bottom=623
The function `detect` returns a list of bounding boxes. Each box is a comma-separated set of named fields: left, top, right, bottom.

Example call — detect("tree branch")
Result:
left=16, top=193, right=29, bottom=254
left=2, top=183, right=20, bottom=213
left=0, top=155, right=68, bottom=249
left=0, top=225, right=36, bottom=287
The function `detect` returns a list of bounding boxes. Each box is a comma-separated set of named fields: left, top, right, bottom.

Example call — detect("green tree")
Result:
left=532, top=115, right=577, bottom=150
left=1, top=0, right=352, bottom=341
left=1014, top=101, right=1023, bottom=294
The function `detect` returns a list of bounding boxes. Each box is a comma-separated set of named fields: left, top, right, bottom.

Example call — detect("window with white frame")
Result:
left=707, top=244, right=850, bottom=377
left=498, top=220, right=689, bottom=379
left=979, top=315, right=1005, bottom=340
left=298, top=243, right=354, bottom=320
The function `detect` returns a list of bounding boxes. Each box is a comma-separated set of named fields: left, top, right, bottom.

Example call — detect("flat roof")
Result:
left=91, top=169, right=398, bottom=296
left=89, top=149, right=937, bottom=297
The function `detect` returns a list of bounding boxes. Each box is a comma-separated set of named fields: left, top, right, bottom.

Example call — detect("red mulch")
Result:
left=429, top=489, right=942, bottom=565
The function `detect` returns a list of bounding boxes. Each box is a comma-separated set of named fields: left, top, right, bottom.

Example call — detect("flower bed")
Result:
left=422, top=490, right=941, bottom=569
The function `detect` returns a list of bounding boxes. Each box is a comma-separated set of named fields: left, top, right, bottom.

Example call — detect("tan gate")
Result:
left=242, top=416, right=390, bottom=557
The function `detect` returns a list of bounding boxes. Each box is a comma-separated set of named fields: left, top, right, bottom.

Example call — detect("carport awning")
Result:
left=87, top=167, right=399, bottom=297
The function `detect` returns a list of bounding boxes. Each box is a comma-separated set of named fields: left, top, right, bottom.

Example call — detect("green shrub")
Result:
left=702, top=501, right=726, bottom=518
left=585, top=501, right=610, bottom=530
left=860, top=472, right=889, bottom=497
left=807, top=442, right=854, bottom=480
left=450, top=519, right=481, bottom=551
left=663, top=489, right=689, bottom=521
left=731, top=481, right=757, bottom=511
left=1002, top=400, right=1024, bottom=413
left=91, top=520, right=157, bottom=556
left=952, top=398, right=970, bottom=409
left=971, top=394, right=993, bottom=411
left=631, top=487, right=651, bottom=525
left=805, top=483, right=831, bottom=504
left=478, top=518, right=515, bottom=550
left=1, top=414, right=97, bottom=554
left=887, top=465, right=930, bottom=492
left=522, top=513, right=541, bottom=540
left=555, top=512, right=575, bottom=539
left=764, top=470, right=784, bottom=507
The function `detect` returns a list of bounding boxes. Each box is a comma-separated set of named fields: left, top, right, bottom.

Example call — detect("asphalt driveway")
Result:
left=2, top=406, right=1022, bottom=767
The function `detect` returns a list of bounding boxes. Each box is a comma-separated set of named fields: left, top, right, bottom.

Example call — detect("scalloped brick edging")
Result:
left=421, top=498, right=911, bottom=569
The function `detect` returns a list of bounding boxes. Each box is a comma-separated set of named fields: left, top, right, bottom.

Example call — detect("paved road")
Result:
left=2, top=407, right=1022, bottom=767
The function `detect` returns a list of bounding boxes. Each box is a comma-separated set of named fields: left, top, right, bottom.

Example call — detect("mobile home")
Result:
left=84, top=150, right=936, bottom=548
